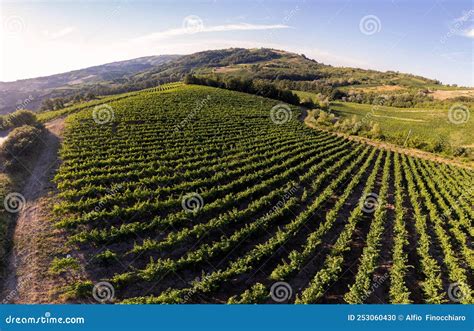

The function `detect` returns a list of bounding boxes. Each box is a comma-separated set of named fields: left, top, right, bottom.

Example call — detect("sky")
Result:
left=0, top=0, right=473, bottom=86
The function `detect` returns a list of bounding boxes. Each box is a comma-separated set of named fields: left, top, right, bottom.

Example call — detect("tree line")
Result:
left=184, top=74, right=300, bottom=106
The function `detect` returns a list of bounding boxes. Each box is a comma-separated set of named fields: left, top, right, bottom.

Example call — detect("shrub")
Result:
left=428, top=137, right=448, bottom=153
left=227, top=283, right=268, bottom=303
left=453, top=146, right=470, bottom=157
left=0, top=110, right=38, bottom=130
left=369, top=123, right=383, bottom=139
left=300, top=97, right=315, bottom=108
left=49, top=256, right=80, bottom=275
left=0, top=125, right=45, bottom=172
left=0, top=116, right=7, bottom=130
left=93, top=249, right=117, bottom=265
left=316, top=111, right=331, bottom=125
left=7, top=110, right=37, bottom=128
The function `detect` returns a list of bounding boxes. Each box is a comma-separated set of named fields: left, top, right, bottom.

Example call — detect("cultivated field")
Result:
left=48, top=84, right=473, bottom=303
left=330, top=102, right=473, bottom=148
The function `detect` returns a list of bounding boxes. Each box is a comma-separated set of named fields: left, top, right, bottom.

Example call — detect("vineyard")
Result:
left=52, top=84, right=473, bottom=304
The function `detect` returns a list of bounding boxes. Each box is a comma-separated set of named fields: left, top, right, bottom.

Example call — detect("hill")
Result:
left=0, top=55, right=179, bottom=114
left=124, top=48, right=450, bottom=102
left=1, top=48, right=464, bottom=115
left=3, top=84, right=471, bottom=303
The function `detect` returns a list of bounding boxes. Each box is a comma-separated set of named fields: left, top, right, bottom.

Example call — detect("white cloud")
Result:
left=463, top=28, right=474, bottom=38
left=43, top=26, right=77, bottom=40
left=453, top=9, right=474, bottom=23
left=134, top=23, right=290, bottom=42
left=449, top=10, right=474, bottom=38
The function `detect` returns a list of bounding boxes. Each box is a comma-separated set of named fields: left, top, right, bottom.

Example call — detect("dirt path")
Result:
left=2, top=117, right=67, bottom=303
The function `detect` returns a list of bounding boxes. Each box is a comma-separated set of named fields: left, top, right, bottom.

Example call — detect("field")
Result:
left=329, top=102, right=473, bottom=148
left=294, top=89, right=472, bottom=153
left=47, top=84, right=474, bottom=304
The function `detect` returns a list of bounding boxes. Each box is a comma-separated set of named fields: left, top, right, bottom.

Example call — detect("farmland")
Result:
left=294, top=88, right=473, bottom=161
left=330, top=102, right=473, bottom=148
left=47, top=84, right=473, bottom=304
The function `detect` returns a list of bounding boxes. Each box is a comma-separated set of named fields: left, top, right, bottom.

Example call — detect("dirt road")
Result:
left=2, top=117, right=66, bottom=303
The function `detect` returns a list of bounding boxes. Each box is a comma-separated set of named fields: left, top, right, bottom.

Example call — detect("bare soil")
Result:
left=430, top=89, right=474, bottom=100
left=1, top=117, right=74, bottom=303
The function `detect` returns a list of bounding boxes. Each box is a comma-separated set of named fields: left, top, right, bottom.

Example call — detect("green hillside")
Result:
left=47, top=84, right=473, bottom=304
left=294, top=89, right=473, bottom=160
left=330, top=102, right=473, bottom=149
left=132, top=48, right=442, bottom=91
left=4, top=47, right=467, bottom=115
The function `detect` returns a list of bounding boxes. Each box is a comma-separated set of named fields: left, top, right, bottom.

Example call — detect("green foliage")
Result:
left=184, top=74, right=300, bottom=105
left=49, top=256, right=80, bottom=275
left=37, top=82, right=183, bottom=123
left=63, top=281, right=94, bottom=300
left=314, top=100, right=473, bottom=159
left=0, top=110, right=38, bottom=130
left=342, top=89, right=433, bottom=108
left=93, top=249, right=117, bottom=265
left=369, top=123, right=383, bottom=138
left=227, top=283, right=269, bottom=304
left=50, top=84, right=473, bottom=304
left=40, top=98, right=66, bottom=112
left=0, top=174, right=14, bottom=276
left=0, top=125, right=45, bottom=172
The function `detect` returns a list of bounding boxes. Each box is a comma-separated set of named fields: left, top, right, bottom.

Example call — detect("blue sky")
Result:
left=1, top=0, right=473, bottom=86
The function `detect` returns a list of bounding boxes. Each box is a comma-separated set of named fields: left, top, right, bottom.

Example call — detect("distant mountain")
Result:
left=0, top=48, right=444, bottom=114
left=0, top=55, right=180, bottom=114
left=128, top=48, right=441, bottom=92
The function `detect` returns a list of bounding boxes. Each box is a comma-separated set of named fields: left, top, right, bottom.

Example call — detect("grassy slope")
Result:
left=37, top=82, right=184, bottom=122
left=39, top=81, right=473, bottom=159
left=330, top=102, right=473, bottom=148
left=205, top=51, right=441, bottom=87
left=293, top=90, right=473, bottom=148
